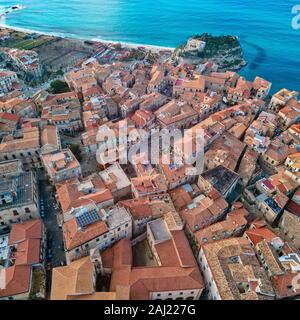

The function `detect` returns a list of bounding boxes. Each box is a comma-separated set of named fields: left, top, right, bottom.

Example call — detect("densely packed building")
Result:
left=0, top=38, right=299, bottom=301
left=1, top=47, right=41, bottom=78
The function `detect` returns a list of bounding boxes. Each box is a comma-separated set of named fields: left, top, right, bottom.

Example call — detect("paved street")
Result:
left=37, top=171, right=66, bottom=297
left=60, top=133, right=83, bottom=148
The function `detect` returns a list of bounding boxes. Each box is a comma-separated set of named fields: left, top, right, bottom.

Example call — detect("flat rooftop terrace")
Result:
left=201, top=165, right=239, bottom=196
left=148, top=218, right=171, bottom=242
left=0, top=172, right=35, bottom=211
left=106, top=206, right=131, bottom=229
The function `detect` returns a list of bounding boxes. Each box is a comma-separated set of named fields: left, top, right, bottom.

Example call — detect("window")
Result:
left=13, top=210, right=19, bottom=216
left=25, top=208, right=30, bottom=213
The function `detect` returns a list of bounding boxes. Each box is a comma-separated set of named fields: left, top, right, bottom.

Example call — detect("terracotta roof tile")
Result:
left=63, top=218, right=108, bottom=250
left=51, top=257, right=95, bottom=300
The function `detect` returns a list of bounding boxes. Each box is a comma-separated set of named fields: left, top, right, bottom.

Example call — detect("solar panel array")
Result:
left=76, top=208, right=100, bottom=228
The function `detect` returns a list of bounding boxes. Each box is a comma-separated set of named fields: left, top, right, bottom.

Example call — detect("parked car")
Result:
left=47, top=248, right=53, bottom=259
left=46, top=262, right=52, bottom=271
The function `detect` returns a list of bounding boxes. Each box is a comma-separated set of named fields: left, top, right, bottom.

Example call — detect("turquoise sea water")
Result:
left=1, top=0, right=300, bottom=92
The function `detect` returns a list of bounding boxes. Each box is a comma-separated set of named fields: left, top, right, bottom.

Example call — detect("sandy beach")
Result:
left=0, top=23, right=175, bottom=54
left=0, top=23, right=175, bottom=73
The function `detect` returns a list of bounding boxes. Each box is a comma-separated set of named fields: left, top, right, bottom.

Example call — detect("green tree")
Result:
left=114, top=43, right=122, bottom=50
left=49, top=79, right=70, bottom=94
